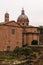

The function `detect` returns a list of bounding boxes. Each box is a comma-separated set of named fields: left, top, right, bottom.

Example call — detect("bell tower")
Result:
left=5, top=12, right=9, bottom=22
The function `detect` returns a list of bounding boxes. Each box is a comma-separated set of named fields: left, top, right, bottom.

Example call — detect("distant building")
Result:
left=0, top=9, right=42, bottom=51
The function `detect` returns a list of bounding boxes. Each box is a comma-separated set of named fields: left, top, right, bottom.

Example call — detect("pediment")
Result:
left=4, top=21, right=20, bottom=27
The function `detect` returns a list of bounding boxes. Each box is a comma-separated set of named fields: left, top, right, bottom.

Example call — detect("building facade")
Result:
left=0, top=9, right=42, bottom=51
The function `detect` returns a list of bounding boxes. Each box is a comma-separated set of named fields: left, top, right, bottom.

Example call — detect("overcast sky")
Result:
left=0, top=0, right=43, bottom=26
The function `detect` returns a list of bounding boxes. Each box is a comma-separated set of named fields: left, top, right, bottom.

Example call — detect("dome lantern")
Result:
left=21, top=8, right=25, bottom=15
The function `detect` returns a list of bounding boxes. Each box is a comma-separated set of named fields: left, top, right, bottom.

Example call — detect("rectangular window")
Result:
left=7, top=46, right=10, bottom=52
left=40, top=29, right=43, bottom=34
left=11, top=29, right=15, bottom=34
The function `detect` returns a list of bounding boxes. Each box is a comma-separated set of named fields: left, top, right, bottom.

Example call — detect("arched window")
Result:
left=22, top=23, right=24, bottom=25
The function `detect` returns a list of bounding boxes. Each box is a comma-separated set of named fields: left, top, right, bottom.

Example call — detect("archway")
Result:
left=31, top=40, right=38, bottom=45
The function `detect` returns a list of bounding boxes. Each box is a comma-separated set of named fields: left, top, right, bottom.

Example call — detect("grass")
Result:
left=0, top=46, right=40, bottom=64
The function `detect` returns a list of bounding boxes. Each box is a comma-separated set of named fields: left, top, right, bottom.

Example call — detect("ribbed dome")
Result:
left=17, top=9, right=29, bottom=22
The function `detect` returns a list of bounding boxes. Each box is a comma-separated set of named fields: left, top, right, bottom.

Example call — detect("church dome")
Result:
left=17, top=9, right=29, bottom=22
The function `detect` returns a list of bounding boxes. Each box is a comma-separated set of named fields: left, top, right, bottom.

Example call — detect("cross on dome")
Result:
left=21, top=8, right=25, bottom=15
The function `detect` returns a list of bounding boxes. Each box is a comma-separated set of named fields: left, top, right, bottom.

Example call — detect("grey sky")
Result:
left=0, top=0, right=43, bottom=26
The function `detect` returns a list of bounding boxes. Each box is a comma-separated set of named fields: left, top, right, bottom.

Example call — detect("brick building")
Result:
left=0, top=9, right=41, bottom=51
